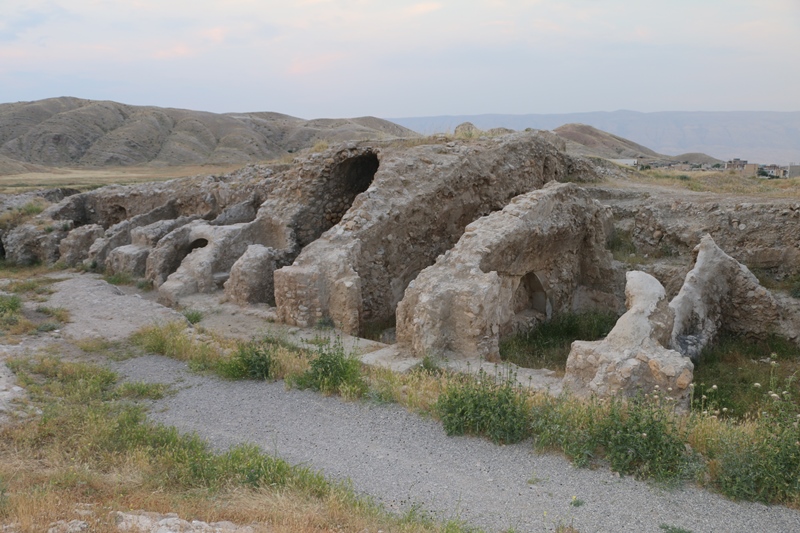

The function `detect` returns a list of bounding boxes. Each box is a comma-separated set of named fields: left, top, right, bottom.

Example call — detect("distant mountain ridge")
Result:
left=388, top=110, right=800, bottom=165
left=0, top=97, right=418, bottom=169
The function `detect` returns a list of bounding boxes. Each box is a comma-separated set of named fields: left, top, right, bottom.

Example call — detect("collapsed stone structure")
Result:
left=3, top=130, right=800, bottom=405
left=563, top=235, right=800, bottom=405
left=670, top=235, right=800, bottom=359
left=396, top=182, right=621, bottom=361
left=274, top=133, right=598, bottom=334
left=563, top=271, right=694, bottom=407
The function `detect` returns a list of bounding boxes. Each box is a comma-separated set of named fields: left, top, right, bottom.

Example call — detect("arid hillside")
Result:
left=0, top=97, right=418, bottom=169
left=553, top=123, right=664, bottom=160
left=391, top=110, right=800, bottom=164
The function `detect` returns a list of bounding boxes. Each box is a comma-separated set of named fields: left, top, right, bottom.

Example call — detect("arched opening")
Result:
left=321, top=153, right=379, bottom=228
left=104, top=205, right=128, bottom=228
left=163, top=238, right=209, bottom=280
left=298, top=152, right=380, bottom=247
left=509, top=271, right=552, bottom=334
left=188, top=238, right=209, bottom=252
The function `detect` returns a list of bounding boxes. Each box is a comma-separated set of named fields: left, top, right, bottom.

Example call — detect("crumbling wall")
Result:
left=395, top=182, right=620, bottom=361
left=2, top=164, right=279, bottom=266
left=274, top=133, right=600, bottom=334
left=670, top=235, right=800, bottom=360
left=152, top=217, right=293, bottom=305
left=142, top=145, right=382, bottom=305
left=595, top=188, right=800, bottom=276
left=564, top=271, right=694, bottom=408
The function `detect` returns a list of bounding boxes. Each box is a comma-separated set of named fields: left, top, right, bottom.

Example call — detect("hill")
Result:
left=552, top=123, right=664, bottom=160
left=388, top=110, right=800, bottom=164
left=0, top=97, right=418, bottom=169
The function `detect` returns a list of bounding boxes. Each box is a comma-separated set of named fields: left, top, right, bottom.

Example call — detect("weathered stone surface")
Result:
left=57, top=224, right=104, bottom=266
left=594, top=188, right=800, bottom=277
left=155, top=219, right=285, bottom=306
left=132, top=216, right=200, bottom=247
left=454, top=122, right=481, bottom=137
left=224, top=244, right=285, bottom=305
left=106, top=244, right=149, bottom=276
left=670, top=234, right=800, bottom=360
left=275, top=132, right=600, bottom=334
left=110, top=510, right=254, bottom=532
left=3, top=221, right=72, bottom=265
left=563, top=271, right=694, bottom=407
left=210, top=195, right=259, bottom=226
left=395, top=182, right=620, bottom=361
left=84, top=202, right=182, bottom=270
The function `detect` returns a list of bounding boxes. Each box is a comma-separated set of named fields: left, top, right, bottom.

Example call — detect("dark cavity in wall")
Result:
left=104, top=205, right=128, bottom=228
left=297, top=152, right=380, bottom=247
left=164, top=238, right=209, bottom=278
left=514, top=271, right=552, bottom=319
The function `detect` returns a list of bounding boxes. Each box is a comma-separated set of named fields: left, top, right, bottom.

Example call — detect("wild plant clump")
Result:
left=436, top=368, right=530, bottom=444
left=218, top=341, right=275, bottom=380
left=530, top=393, right=692, bottom=482
left=291, top=337, right=366, bottom=398
left=697, top=364, right=800, bottom=503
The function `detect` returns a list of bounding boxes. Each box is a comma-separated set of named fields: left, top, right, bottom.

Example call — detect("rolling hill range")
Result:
left=0, top=97, right=417, bottom=169
left=388, top=110, right=800, bottom=165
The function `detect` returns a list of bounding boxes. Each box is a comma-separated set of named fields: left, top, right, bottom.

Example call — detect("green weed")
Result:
left=103, top=272, right=133, bottom=285
left=436, top=368, right=531, bottom=444
left=182, top=309, right=203, bottom=324
left=218, top=341, right=275, bottom=380
left=500, top=312, right=618, bottom=371
left=660, top=525, right=694, bottom=533
left=692, top=333, right=800, bottom=418
left=0, top=294, right=22, bottom=315
left=530, top=394, right=692, bottom=482
left=291, top=337, right=367, bottom=398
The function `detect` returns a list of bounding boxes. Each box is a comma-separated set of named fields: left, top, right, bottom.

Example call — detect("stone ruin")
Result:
left=3, top=130, right=800, bottom=405
left=396, top=182, right=621, bottom=361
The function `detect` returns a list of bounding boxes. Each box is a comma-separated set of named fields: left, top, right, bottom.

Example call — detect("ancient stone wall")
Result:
left=395, top=182, right=620, bottom=361
left=275, top=133, right=600, bottom=334
left=670, top=235, right=800, bottom=359
left=564, top=271, right=694, bottom=408
left=596, top=188, right=800, bottom=276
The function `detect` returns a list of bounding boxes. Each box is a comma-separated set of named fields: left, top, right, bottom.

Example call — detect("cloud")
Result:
left=201, top=27, right=229, bottom=44
left=404, top=3, right=443, bottom=17
left=288, top=52, right=346, bottom=75
left=0, top=9, right=52, bottom=42
left=153, top=44, right=194, bottom=59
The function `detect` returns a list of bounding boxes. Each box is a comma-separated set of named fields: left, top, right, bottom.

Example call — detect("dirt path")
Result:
left=3, top=274, right=800, bottom=532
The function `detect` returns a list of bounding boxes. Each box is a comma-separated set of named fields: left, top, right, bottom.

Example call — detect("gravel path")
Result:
left=114, top=355, right=800, bottom=533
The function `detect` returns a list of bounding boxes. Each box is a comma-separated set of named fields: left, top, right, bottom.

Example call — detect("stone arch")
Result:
left=105, top=205, right=128, bottom=228
left=514, top=271, right=552, bottom=317
left=508, top=271, right=553, bottom=335
left=296, top=152, right=379, bottom=247
left=160, top=237, right=209, bottom=283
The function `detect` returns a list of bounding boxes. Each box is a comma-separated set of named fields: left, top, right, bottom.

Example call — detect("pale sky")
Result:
left=1, top=0, right=798, bottom=118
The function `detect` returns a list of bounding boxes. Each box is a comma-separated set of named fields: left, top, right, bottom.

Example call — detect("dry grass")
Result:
left=73, top=337, right=114, bottom=353
left=0, top=356, right=472, bottom=533
left=0, top=164, right=246, bottom=194
left=366, top=365, right=451, bottom=412
left=623, top=168, right=800, bottom=198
